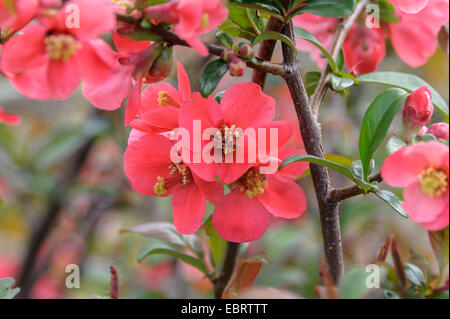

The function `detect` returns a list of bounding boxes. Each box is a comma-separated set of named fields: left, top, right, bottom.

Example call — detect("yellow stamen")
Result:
left=231, top=168, right=268, bottom=199
left=419, top=167, right=448, bottom=197
left=201, top=13, right=210, bottom=29
left=44, top=35, right=81, bottom=62
left=157, top=91, right=180, bottom=107
left=154, top=164, right=191, bottom=197
left=212, top=124, right=242, bottom=155
left=154, top=176, right=168, bottom=197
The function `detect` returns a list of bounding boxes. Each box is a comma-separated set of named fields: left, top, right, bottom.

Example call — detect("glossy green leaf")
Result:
left=330, top=74, right=355, bottom=92
left=251, top=31, right=297, bottom=54
left=357, top=72, right=449, bottom=121
left=379, top=0, right=399, bottom=23
left=200, top=59, right=229, bottom=97
left=374, top=190, right=409, bottom=219
left=295, top=0, right=356, bottom=18
left=294, top=27, right=337, bottom=73
left=204, top=218, right=227, bottom=269
left=359, top=88, right=408, bottom=179
left=339, top=268, right=369, bottom=299
left=138, top=245, right=208, bottom=274
left=216, top=31, right=234, bottom=48
left=386, top=136, right=407, bottom=154
left=404, top=263, right=426, bottom=286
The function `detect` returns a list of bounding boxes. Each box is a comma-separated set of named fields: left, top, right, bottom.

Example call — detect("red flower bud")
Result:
left=146, top=45, right=173, bottom=83
left=239, top=44, right=255, bottom=59
left=403, top=86, right=434, bottom=141
left=228, top=57, right=246, bottom=77
left=428, top=122, right=449, bottom=140
left=221, top=48, right=237, bottom=62
left=343, top=25, right=385, bottom=76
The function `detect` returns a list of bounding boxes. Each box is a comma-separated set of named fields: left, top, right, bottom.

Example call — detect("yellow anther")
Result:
left=154, top=176, right=168, bottom=197
left=157, top=91, right=181, bottom=108
left=419, top=167, right=448, bottom=197
left=213, top=124, right=242, bottom=154
left=201, top=13, right=210, bottom=29
left=233, top=168, right=268, bottom=198
left=45, top=35, right=81, bottom=62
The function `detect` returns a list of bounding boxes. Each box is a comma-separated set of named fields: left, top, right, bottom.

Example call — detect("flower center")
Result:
left=201, top=13, right=210, bottom=29
left=45, top=35, right=81, bottom=62
left=157, top=91, right=180, bottom=107
left=419, top=167, right=448, bottom=197
left=212, top=124, right=242, bottom=155
left=154, top=163, right=191, bottom=197
left=231, top=168, right=268, bottom=199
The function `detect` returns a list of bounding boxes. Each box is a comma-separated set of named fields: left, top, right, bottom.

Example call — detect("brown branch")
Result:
left=281, top=22, right=344, bottom=283
left=110, top=266, right=120, bottom=299
left=310, top=0, right=369, bottom=116
left=213, top=242, right=241, bottom=299
left=115, top=13, right=285, bottom=77
left=330, top=173, right=382, bottom=203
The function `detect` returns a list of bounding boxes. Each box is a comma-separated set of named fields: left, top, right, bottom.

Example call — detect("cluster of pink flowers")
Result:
left=382, top=86, right=449, bottom=231
left=124, top=63, right=309, bottom=242
left=294, top=0, right=449, bottom=75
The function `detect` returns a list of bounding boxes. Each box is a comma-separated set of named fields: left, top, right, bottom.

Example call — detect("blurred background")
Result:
left=1, top=35, right=448, bottom=298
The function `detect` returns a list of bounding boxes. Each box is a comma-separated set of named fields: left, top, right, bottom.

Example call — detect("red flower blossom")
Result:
left=0, top=107, right=20, bottom=126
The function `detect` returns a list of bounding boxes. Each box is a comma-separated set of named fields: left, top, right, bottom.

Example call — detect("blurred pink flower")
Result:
left=1, top=0, right=117, bottom=100
left=428, top=122, right=450, bottom=140
left=381, top=141, right=449, bottom=231
left=0, top=0, right=38, bottom=35
left=388, top=0, right=449, bottom=67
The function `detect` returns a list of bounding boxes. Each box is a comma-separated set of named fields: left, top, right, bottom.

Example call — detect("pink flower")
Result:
left=381, top=141, right=449, bottom=231
left=428, top=122, right=450, bottom=140
left=388, top=0, right=449, bottom=67
left=403, top=86, right=434, bottom=139
left=179, top=82, right=293, bottom=184
left=0, top=107, right=20, bottom=126
left=144, top=0, right=228, bottom=56
left=343, top=25, right=386, bottom=76
left=212, top=148, right=309, bottom=242
left=0, top=0, right=38, bottom=35
left=124, top=132, right=223, bottom=234
left=293, top=13, right=338, bottom=68
left=1, top=0, right=117, bottom=101
left=130, top=62, right=191, bottom=134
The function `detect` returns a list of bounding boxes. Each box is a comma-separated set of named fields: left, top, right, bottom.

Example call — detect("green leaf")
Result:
left=404, top=263, right=426, bottom=286
left=351, top=160, right=375, bottom=180
left=428, top=228, right=449, bottom=276
left=359, top=88, right=408, bottom=179
left=357, top=72, right=449, bottom=121
left=216, top=31, right=234, bottom=48
left=204, top=219, right=227, bottom=269
left=305, top=71, right=321, bottom=97
left=378, top=0, right=399, bottom=23
left=120, top=222, right=200, bottom=251
left=0, top=277, right=20, bottom=299
left=294, top=27, right=337, bottom=73
left=251, top=31, right=297, bottom=54
left=339, top=268, right=369, bottom=299
left=200, top=59, right=229, bottom=97
left=138, top=245, right=208, bottom=274
left=386, top=136, right=407, bottom=154
left=330, top=74, right=355, bottom=92
left=374, top=190, right=409, bottom=219
left=228, top=5, right=260, bottom=36
left=295, top=0, right=356, bottom=18
left=219, top=19, right=256, bottom=39
left=280, top=154, right=373, bottom=191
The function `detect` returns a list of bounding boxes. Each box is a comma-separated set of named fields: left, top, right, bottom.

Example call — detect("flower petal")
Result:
left=257, top=173, right=307, bottom=219
left=172, top=182, right=206, bottom=234
left=212, top=190, right=271, bottom=242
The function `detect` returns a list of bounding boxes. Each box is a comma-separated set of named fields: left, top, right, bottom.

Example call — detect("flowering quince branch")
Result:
left=309, top=0, right=370, bottom=116
left=114, top=13, right=286, bottom=77
left=330, top=173, right=383, bottom=203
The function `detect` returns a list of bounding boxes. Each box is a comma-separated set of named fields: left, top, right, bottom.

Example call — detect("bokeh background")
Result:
left=1, top=34, right=449, bottom=298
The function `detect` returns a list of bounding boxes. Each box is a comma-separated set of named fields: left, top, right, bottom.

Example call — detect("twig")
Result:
left=330, top=173, right=382, bottom=203
left=281, top=21, right=344, bottom=283
left=213, top=242, right=241, bottom=299
left=391, top=239, right=409, bottom=298
left=110, top=266, right=120, bottom=299
left=115, top=13, right=285, bottom=77
left=310, top=0, right=369, bottom=116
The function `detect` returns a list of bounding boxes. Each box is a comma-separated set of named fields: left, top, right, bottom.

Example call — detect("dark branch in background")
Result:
left=115, top=13, right=286, bottom=77
left=213, top=242, right=241, bottom=299
left=310, top=0, right=369, bottom=116
left=110, top=266, right=120, bottom=299
left=16, top=110, right=102, bottom=298
left=281, top=21, right=344, bottom=283
left=330, top=173, right=383, bottom=203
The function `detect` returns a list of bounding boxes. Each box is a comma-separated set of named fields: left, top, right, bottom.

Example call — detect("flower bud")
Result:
left=428, top=122, right=449, bottom=140
left=239, top=44, right=255, bottom=59
left=146, top=45, right=173, bottom=83
left=403, top=86, right=434, bottom=141
left=221, top=48, right=237, bottom=62
left=228, top=57, right=246, bottom=77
